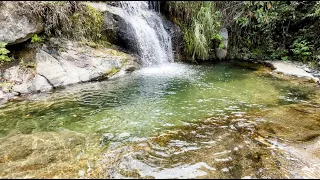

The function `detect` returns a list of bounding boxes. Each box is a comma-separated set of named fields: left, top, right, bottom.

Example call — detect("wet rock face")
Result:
left=1, top=38, right=141, bottom=96
left=0, top=2, right=43, bottom=45
left=101, top=5, right=141, bottom=55
left=106, top=1, right=120, bottom=7
left=215, top=28, right=229, bottom=60
left=161, top=16, right=183, bottom=61
left=85, top=2, right=140, bottom=55
left=116, top=17, right=141, bottom=56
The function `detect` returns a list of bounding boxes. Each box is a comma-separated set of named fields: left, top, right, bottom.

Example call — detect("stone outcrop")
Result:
left=0, top=38, right=140, bottom=98
left=86, top=2, right=141, bottom=55
left=0, top=2, right=43, bottom=45
left=215, top=28, right=229, bottom=60
left=267, top=60, right=319, bottom=82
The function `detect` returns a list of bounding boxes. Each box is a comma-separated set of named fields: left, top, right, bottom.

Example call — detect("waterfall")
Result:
left=115, top=1, right=173, bottom=66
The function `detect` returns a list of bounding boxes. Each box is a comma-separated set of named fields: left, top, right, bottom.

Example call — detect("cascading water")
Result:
left=114, top=1, right=173, bottom=66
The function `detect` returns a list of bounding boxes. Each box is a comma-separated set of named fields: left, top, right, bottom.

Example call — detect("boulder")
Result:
left=3, top=38, right=140, bottom=95
left=266, top=60, right=319, bottom=82
left=34, top=75, right=53, bottom=92
left=0, top=2, right=43, bottom=45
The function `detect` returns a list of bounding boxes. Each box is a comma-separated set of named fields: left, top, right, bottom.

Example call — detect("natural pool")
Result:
left=1, top=61, right=320, bottom=178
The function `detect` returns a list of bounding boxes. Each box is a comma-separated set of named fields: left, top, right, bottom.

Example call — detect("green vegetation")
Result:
left=68, top=4, right=104, bottom=42
left=162, top=2, right=222, bottom=62
left=29, top=34, right=45, bottom=49
left=3, top=1, right=319, bottom=67
left=290, top=38, right=312, bottom=63
left=31, top=34, right=42, bottom=43
left=0, top=42, right=11, bottom=63
left=105, top=67, right=120, bottom=77
left=15, top=1, right=104, bottom=43
left=226, top=1, right=320, bottom=66
left=162, top=1, right=320, bottom=66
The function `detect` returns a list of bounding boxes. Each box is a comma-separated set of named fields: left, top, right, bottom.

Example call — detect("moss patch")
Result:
left=105, top=67, right=120, bottom=77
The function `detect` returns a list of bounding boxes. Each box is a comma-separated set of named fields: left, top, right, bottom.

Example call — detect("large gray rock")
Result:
left=267, top=60, right=319, bottom=82
left=2, top=38, right=140, bottom=95
left=34, top=75, right=53, bottom=92
left=215, top=28, right=229, bottom=60
left=0, top=2, right=43, bottom=45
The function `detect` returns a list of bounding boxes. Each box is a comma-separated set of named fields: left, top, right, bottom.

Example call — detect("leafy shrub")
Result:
left=31, top=34, right=43, bottom=43
left=290, top=39, right=312, bottom=62
left=228, top=1, right=319, bottom=63
left=0, top=42, right=11, bottom=62
left=271, top=49, right=289, bottom=61
left=164, top=2, right=221, bottom=62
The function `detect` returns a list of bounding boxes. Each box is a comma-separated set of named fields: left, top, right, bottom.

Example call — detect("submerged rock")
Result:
left=117, top=132, right=131, bottom=140
left=0, top=130, right=101, bottom=178
left=0, top=2, right=43, bottom=45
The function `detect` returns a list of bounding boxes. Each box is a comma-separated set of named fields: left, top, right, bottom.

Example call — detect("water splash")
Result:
left=117, top=1, right=173, bottom=66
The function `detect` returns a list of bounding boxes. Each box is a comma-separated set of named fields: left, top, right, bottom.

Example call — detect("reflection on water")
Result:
left=0, top=62, right=319, bottom=178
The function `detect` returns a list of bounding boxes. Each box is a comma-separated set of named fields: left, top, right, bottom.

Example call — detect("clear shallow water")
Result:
left=0, top=62, right=308, bottom=138
left=1, top=62, right=319, bottom=178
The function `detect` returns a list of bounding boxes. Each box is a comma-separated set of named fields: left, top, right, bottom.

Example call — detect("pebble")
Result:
left=241, top=176, right=252, bottom=179
left=103, top=133, right=115, bottom=141
left=221, top=168, right=229, bottom=172
left=118, top=132, right=130, bottom=139
left=78, top=170, right=85, bottom=177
